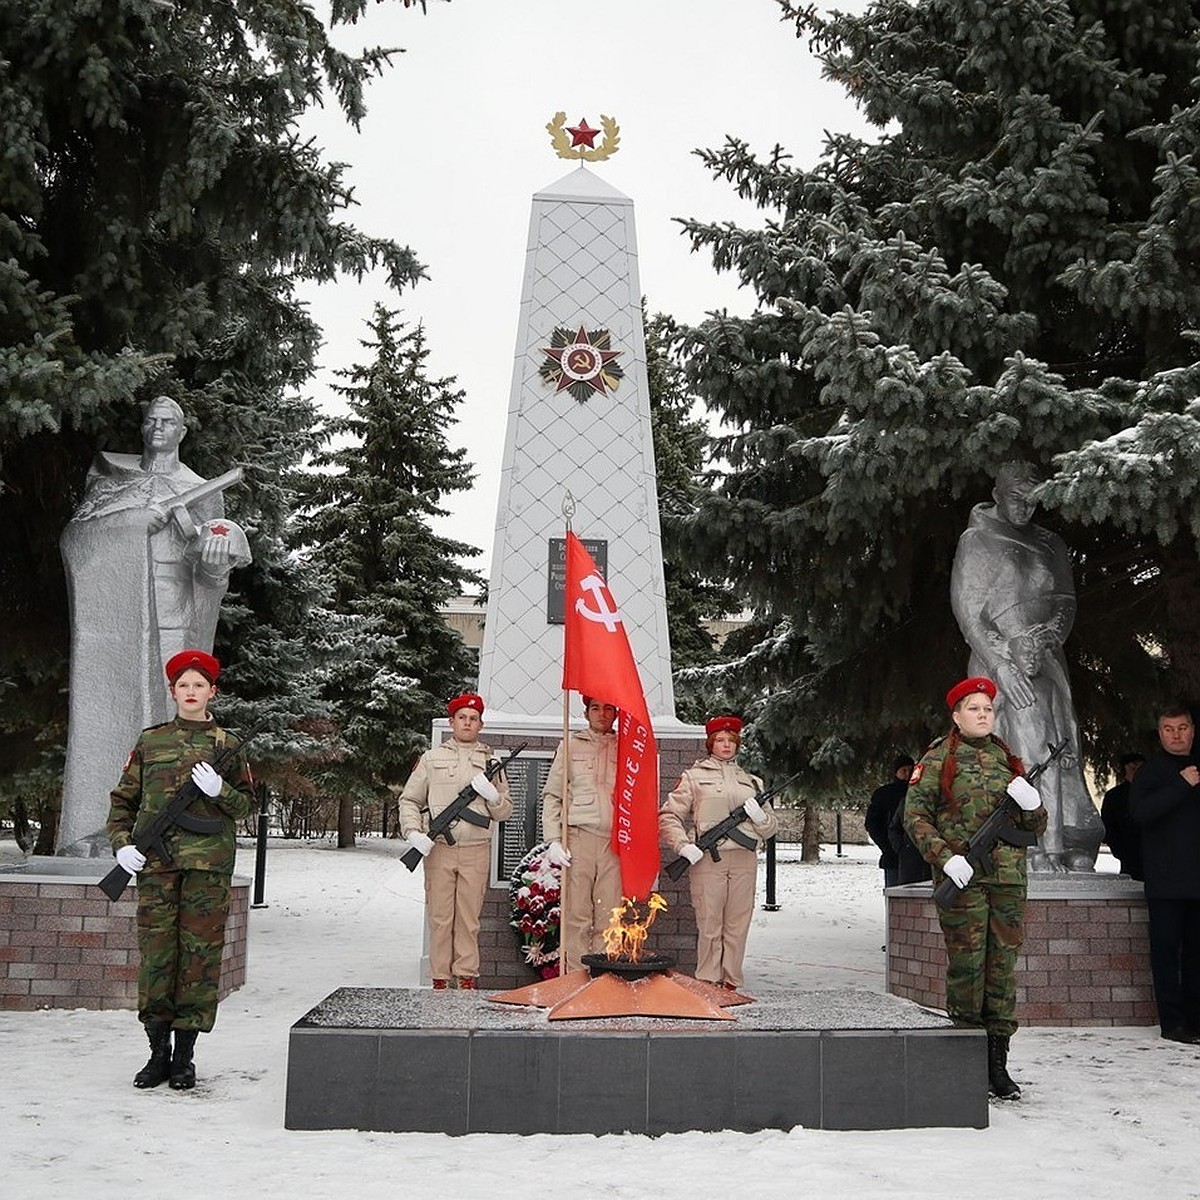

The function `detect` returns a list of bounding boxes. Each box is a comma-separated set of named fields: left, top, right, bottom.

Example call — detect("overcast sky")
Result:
left=300, top=0, right=873, bottom=575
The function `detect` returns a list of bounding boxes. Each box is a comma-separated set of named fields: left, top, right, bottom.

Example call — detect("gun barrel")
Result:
left=1025, top=739, right=1069, bottom=785
left=759, top=770, right=804, bottom=805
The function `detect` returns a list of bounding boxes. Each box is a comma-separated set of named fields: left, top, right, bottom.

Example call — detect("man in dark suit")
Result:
left=1130, top=706, right=1200, bottom=1044
left=865, top=756, right=914, bottom=888
left=1101, top=753, right=1146, bottom=879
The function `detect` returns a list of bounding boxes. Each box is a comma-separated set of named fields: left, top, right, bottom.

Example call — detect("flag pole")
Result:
left=559, top=490, right=575, bottom=976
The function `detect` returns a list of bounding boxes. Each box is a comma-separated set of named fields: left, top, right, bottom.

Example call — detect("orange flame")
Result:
left=601, top=893, right=667, bottom=962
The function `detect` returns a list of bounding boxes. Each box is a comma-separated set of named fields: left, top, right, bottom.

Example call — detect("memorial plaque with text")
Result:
left=547, top=537, right=607, bottom=625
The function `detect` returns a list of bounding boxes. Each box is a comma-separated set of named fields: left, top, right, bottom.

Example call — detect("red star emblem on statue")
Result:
left=566, top=118, right=600, bottom=148
left=210, top=523, right=229, bottom=537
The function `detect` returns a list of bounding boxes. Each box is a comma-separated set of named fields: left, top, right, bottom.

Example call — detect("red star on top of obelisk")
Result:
left=566, top=118, right=600, bottom=148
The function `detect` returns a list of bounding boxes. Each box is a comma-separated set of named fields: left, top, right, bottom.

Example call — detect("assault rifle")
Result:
left=664, top=770, right=803, bottom=881
left=98, top=717, right=267, bottom=901
left=931, top=738, right=1069, bottom=907
left=401, top=742, right=526, bottom=872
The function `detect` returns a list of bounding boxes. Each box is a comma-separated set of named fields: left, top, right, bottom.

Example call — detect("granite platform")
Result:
left=285, top=986, right=988, bottom=1134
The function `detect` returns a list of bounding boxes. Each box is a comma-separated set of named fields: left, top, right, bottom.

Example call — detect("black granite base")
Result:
left=285, top=988, right=987, bottom=1133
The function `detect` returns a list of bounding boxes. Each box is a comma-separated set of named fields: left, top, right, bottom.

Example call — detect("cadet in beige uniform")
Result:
left=660, top=715, right=778, bottom=989
left=542, top=696, right=622, bottom=972
left=399, top=693, right=513, bottom=989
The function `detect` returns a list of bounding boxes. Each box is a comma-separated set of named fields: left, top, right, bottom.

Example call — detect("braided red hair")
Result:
left=938, top=729, right=1026, bottom=815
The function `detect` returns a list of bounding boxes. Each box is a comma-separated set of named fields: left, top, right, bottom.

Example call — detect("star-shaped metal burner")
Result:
left=488, top=968, right=750, bottom=1021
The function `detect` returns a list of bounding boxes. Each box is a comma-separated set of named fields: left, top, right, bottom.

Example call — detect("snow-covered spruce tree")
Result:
left=0, top=1, right=432, bottom=829
left=677, top=0, right=1200, bottom=786
left=646, top=309, right=739, bottom=723
left=293, top=306, right=482, bottom=844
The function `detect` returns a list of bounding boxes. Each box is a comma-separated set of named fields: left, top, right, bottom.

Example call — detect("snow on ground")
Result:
left=2, top=838, right=1198, bottom=1200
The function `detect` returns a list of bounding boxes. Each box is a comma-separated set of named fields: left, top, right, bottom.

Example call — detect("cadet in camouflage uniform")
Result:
left=107, top=649, right=253, bottom=1091
left=399, top=693, right=513, bottom=989
left=905, top=676, right=1047, bottom=1100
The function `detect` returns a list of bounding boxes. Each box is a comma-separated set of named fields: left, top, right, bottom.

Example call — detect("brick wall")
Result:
left=886, top=878, right=1157, bottom=1027
left=0, top=872, right=250, bottom=1012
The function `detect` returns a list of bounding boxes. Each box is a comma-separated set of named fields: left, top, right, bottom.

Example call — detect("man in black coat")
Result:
left=889, top=785, right=933, bottom=885
left=865, top=756, right=914, bottom=888
left=1101, top=753, right=1146, bottom=880
left=1129, top=706, right=1200, bottom=1044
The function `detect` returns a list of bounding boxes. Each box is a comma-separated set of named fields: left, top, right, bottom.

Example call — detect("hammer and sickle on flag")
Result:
left=561, top=532, right=659, bottom=900
left=575, top=574, right=621, bottom=632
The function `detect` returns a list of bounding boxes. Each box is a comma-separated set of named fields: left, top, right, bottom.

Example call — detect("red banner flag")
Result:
left=561, top=531, right=660, bottom=900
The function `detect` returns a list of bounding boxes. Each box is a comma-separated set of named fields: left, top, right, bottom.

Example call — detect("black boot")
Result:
left=169, top=1029, right=198, bottom=1091
left=987, top=1033, right=1021, bottom=1100
left=133, top=1021, right=172, bottom=1089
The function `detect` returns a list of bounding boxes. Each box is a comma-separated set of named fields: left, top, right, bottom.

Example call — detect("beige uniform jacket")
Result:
left=541, top=727, right=618, bottom=841
left=660, top=756, right=779, bottom=852
left=399, top=738, right=513, bottom=847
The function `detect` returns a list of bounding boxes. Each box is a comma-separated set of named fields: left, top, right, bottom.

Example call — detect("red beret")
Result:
left=705, top=715, right=743, bottom=738
left=945, top=676, right=997, bottom=709
left=165, top=650, right=220, bottom=684
left=447, top=693, right=485, bottom=717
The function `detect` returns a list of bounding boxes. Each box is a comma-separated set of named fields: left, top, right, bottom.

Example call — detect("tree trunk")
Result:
left=801, top=797, right=821, bottom=863
left=1162, top=554, right=1200, bottom=696
left=337, top=795, right=356, bottom=848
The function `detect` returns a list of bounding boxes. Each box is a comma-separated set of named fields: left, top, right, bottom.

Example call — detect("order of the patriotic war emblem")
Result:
left=540, top=325, right=624, bottom=404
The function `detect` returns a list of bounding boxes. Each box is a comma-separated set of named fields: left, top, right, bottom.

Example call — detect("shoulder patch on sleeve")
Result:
left=909, top=762, right=925, bottom=785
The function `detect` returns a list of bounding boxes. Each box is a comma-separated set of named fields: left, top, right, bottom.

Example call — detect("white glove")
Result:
left=470, top=772, right=500, bottom=803
left=679, top=843, right=704, bottom=865
left=1006, top=777, right=1041, bottom=811
left=743, top=797, right=767, bottom=824
left=942, top=854, right=974, bottom=889
left=191, top=761, right=223, bottom=797
left=407, top=831, right=434, bottom=857
left=545, top=841, right=571, bottom=868
left=116, top=845, right=146, bottom=874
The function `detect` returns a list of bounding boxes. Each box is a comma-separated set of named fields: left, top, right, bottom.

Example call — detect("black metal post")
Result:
left=835, top=809, right=844, bottom=857
left=251, top=782, right=270, bottom=909
left=761, top=835, right=781, bottom=911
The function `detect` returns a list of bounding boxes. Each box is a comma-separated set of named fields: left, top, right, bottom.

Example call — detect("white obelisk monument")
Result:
left=478, top=128, right=680, bottom=728
left=448, top=121, right=704, bottom=984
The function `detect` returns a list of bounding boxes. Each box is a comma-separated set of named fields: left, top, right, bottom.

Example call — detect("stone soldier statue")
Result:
left=950, top=463, right=1103, bottom=872
left=58, top=397, right=251, bottom=855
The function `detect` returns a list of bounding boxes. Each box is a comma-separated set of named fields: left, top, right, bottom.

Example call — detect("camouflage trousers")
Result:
left=936, top=882, right=1026, bottom=1037
left=135, top=869, right=231, bottom=1033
